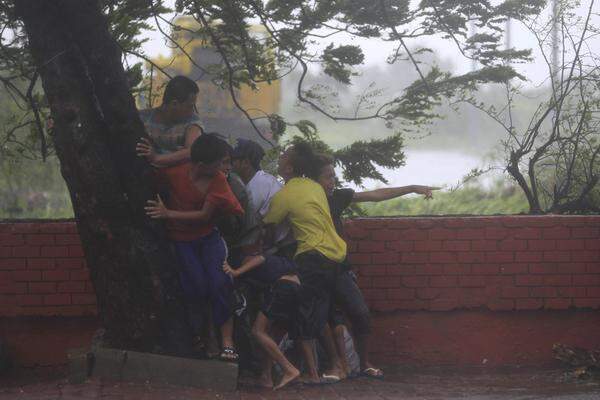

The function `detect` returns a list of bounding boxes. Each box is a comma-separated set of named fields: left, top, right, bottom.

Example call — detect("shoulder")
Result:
left=283, top=178, right=322, bottom=198
left=209, top=171, right=229, bottom=188
left=188, top=112, right=203, bottom=124
left=248, top=171, right=283, bottom=192
left=331, top=188, right=355, bottom=211
left=256, top=170, right=280, bottom=184
left=184, top=113, right=204, bottom=129
left=333, top=188, right=355, bottom=200
left=297, top=177, right=322, bottom=192
left=165, top=162, right=192, bottom=177
left=228, top=173, right=247, bottom=196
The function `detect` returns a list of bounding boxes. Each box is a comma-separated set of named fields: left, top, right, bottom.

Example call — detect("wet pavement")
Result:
left=1, top=366, right=600, bottom=399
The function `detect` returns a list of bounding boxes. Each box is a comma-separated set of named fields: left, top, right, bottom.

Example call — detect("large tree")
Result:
left=1, top=0, right=544, bottom=353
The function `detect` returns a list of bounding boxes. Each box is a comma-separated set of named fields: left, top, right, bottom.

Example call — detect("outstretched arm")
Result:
left=223, top=255, right=266, bottom=278
left=145, top=195, right=216, bottom=222
left=352, top=185, right=440, bottom=203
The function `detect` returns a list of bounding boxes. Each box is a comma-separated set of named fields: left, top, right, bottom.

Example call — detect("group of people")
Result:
left=136, top=76, right=437, bottom=390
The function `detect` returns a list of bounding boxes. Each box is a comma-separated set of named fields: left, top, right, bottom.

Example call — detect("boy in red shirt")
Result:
left=145, top=133, right=243, bottom=361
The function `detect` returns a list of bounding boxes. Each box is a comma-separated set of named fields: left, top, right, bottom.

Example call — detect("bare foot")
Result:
left=256, top=374, right=274, bottom=389
left=341, top=361, right=352, bottom=378
left=298, top=374, right=321, bottom=385
left=274, top=367, right=300, bottom=390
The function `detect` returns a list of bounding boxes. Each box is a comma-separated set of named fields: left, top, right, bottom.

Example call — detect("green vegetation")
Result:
left=0, top=157, right=73, bottom=219
left=361, top=181, right=529, bottom=216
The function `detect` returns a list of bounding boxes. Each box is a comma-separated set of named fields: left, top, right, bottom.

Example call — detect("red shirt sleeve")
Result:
left=206, top=172, right=244, bottom=216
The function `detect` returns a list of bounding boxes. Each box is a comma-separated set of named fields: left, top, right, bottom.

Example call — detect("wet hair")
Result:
left=162, top=76, right=199, bottom=105
left=313, top=154, right=335, bottom=179
left=287, top=142, right=320, bottom=178
left=191, top=133, right=231, bottom=165
left=232, top=139, right=265, bottom=171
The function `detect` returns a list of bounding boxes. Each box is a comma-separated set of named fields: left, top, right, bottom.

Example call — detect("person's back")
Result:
left=246, top=169, right=283, bottom=217
left=159, top=163, right=239, bottom=241
left=261, top=143, right=351, bottom=383
left=267, top=177, right=346, bottom=263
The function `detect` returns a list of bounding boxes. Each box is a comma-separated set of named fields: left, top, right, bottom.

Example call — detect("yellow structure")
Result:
left=145, top=17, right=280, bottom=139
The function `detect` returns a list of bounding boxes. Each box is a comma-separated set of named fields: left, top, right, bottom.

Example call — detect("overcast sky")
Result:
left=139, top=1, right=599, bottom=88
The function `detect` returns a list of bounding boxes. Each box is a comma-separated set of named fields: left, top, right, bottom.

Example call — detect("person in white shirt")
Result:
left=231, top=139, right=292, bottom=251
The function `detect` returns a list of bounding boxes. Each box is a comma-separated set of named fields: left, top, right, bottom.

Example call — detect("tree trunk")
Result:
left=15, top=0, right=191, bottom=354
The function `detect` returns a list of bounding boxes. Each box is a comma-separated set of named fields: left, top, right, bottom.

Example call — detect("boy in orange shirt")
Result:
left=145, top=133, right=243, bottom=361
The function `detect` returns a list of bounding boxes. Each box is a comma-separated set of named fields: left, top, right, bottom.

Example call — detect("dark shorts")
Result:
left=294, top=251, right=342, bottom=339
left=262, top=279, right=301, bottom=336
left=293, top=252, right=372, bottom=338
left=330, top=269, right=371, bottom=335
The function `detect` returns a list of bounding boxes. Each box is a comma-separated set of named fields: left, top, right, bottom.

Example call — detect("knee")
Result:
left=252, top=324, right=265, bottom=340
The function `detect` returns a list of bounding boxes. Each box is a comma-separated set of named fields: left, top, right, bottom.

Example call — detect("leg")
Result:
left=252, top=312, right=300, bottom=390
left=173, top=241, right=210, bottom=342
left=333, top=324, right=351, bottom=377
left=257, top=349, right=274, bottom=389
left=199, top=232, right=235, bottom=351
left=298, top=339, right=320, bottom=383
left=220, top=316, right=235, bottom=351
left=335, top=270, right=381, bottom=375
left=294, top=253, right=337, bottom=382
left=318, top=324, right=345, bottom=380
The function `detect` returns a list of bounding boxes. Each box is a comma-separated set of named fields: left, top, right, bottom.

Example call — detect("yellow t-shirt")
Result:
left=263, top=177, right=347, bottom=263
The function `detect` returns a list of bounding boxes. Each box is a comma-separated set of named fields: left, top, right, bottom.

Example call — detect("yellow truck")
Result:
left=142, top=16, right=280, bottom=144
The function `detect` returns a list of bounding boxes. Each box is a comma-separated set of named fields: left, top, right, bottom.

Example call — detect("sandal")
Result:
left=361, top=367, right=384, bottom=380
left=321, top=374, right=342, bottom=384
left=219, top=347, right=239, bottom=362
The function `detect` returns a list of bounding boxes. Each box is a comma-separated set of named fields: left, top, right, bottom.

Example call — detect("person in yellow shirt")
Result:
left=263, top=142, right=346, bottom=384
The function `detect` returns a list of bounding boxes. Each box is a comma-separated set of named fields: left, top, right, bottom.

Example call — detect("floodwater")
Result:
left=2, top=365, right=600, bottom=399
left=342, top=149, right=501, bottom=191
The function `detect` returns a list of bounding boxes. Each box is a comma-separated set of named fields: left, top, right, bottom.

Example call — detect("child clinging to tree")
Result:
left=223, top=254, right=301, bottom=390
left=144, top=133, right=243, bottom=361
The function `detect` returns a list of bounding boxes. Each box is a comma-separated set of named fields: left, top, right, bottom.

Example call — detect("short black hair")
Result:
left=288, top=142, right=319, bottom=179
left=162, top=75, right=199, bottom=105
left=313, top=153, right=335, bottom=178
left=191, top=133, right=231, bottom=165
left=232, top=139, right=265, bottom=170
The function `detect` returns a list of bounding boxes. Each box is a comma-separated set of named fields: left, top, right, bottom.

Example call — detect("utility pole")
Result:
left=468, top=19, right=478, bottom=143
left=551, top=0, right=560, bottom=87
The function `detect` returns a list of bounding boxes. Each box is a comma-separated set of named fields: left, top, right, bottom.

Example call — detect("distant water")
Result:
left=341, top=150, right=501, bottom=191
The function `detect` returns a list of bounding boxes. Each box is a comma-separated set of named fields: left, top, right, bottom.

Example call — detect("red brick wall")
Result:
left=1, top=217, right=599, bottom=317
left=0, top=221, right=97, bottom=317
left=1, top=216, right=599, bottom=367
left=345, top=216, right=600, bottom=313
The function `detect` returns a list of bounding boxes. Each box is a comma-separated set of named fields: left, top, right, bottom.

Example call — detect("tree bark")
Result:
left=15, top=0, right=191, bottom=354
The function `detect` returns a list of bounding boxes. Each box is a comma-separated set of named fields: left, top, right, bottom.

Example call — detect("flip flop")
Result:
left=321, top=374, right=341, bottom=384
left=361, top=367, right=384, bottom=380
left=219, top=347, right=239, bottom=362
left=303, top=380, right=328, bottom=386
